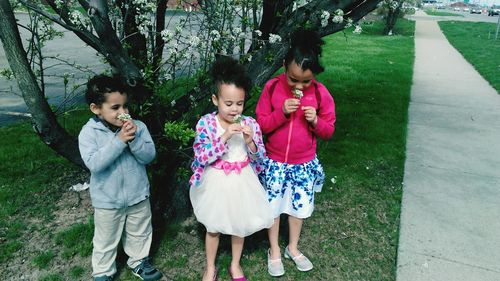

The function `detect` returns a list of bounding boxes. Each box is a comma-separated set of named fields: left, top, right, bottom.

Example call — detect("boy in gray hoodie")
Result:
left=78, top=75, right=162, bottom=281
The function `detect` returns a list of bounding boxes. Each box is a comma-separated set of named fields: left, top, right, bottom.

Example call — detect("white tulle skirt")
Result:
left=190, top=165, right=274, bottom=237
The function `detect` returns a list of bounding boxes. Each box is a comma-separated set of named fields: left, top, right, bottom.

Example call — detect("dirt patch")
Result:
left=2, top=178, right=94, bottom=280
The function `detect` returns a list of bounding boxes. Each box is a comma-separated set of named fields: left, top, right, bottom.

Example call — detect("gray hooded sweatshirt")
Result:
left=78, top=117, right=156, bottom=209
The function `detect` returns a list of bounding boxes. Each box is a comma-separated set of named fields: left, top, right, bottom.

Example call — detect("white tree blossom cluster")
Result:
left=131, top=0, right=157, bottom=36
left=381, top=0, right=401, bottom=11
left=321, top=11, right=330, bottom=27
left=69, top=10, right=90, bottom=28
left=318, top=9, right=356, bottom=31
left=332, top=9, right=344, bottom=23
left=353, top=25, right=362, bottom=34
left=269, top=33, right=282, bottom=44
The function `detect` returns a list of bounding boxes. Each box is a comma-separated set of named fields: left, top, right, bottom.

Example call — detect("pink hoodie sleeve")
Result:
left=311, top=84, right=336, bottom=140
left=256, top=79, right=289, bottom=134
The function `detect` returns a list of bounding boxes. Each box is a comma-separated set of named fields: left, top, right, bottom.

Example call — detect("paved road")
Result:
left=397, top=11, right=500, bottom=281
left=0, top=10, right=198, bottom=126
left=0, top=13, right=108, bottom=125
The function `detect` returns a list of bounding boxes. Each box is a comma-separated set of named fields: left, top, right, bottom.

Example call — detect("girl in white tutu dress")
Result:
left=189, top=57, right=274, bottom=281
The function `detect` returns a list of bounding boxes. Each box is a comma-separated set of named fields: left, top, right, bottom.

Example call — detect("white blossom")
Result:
left=210, top=30, right=221, bottom=42
left=321, top=10, right=330, bottom=27
left=161, top=29, right=174, bottom=42
left=171, top=99, right=176, bottom=106
left=175, top=25, right=183, bottom=34
left=247, top=55, right=252, bottom=62
left=255, top=30, right=262, bottom=37
left=332, top=9, right=345, bottom=24
left=353, top=25, right=362, bottom=34
left=189, top=35, right=201, bottom=47
left=390, top=1, right=399, bottom=10
left=269, top=33, right=282, bottom=44
left=345, top=18, right=354, bottom=28
left=69, top=11, right=88, bottom=27
left=332, top=15, right=343, bottom=24
left=54, top=0, right=64, bottom=9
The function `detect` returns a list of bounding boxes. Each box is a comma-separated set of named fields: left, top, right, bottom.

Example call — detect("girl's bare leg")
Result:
left=267, top=217, right=281, bottom=258
left=203, top=232, right=219, bottom=281
left=287, top=216, right=304, bottom=256
left=230, top=235, right=245, bottom=277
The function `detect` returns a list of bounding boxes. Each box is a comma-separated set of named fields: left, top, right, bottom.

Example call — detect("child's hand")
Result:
left=241, top=125, right=254, bottom=145
left=241, top=125, right=257, bottom=153
left=282, top=98, right=300, bottom=115
left=119, top=120, right=137, bottom=143
left=302, top=106, right=318, bottom=127
left=220, top=123, right=242, bottom=143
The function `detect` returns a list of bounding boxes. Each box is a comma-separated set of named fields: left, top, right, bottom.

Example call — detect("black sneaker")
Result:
left=94, top=275, right=113, bottom=281
left=132, top=257, right=163, bottom=281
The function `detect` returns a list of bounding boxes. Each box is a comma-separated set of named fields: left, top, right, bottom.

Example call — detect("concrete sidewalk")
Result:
left=396, top=13, right=500, bottom=281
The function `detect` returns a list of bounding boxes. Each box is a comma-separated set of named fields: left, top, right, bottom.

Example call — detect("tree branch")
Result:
left=19, top=0, right=104, bottom=53
left=0, top=0, right=85, bottom=168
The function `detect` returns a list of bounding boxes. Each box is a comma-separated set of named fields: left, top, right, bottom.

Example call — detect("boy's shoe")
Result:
left=284, top=246, right=313, bottom=272
left=94, top=275, right=113, bottom=281
left=267, top=249, right=285, bottom=277
left=132, top=257, right=163, bottom=281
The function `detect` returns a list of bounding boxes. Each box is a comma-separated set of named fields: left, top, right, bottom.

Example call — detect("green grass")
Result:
left=424, top=9, right=464, bottom=16
left=55, top=219, right=94, bottom=258
left=439, top=21, right=500, bottom=92
left=125, top=19, right=415, bottom=281
left=0, top=109, right=91, bottom=263
left=69, top=266, right=85, bottom=279
left=33, top=251, right=56, bottom=269
left=39, top=273, right=64, bottom=281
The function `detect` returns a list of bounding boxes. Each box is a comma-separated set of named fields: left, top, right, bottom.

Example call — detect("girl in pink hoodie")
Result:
left=256, top=29, right=336, bottom=277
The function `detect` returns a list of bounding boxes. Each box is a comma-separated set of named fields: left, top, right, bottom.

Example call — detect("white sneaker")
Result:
left=284, top=246, right=313, bottom=272
left=267, top=249, right=285, bottom=277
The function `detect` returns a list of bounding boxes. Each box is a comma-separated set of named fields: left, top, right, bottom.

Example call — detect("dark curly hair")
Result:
left=284, top=28, right=325, bottom=74
left=85, top=75, right=128, bottom=106
left=210, top=56, right=252, bottom=97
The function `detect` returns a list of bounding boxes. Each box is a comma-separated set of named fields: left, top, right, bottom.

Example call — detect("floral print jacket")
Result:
left=189, top=112, right=266, bottom=187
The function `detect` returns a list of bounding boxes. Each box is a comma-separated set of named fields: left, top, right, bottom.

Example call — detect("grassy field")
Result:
left=424, top=9, right=463, bottom=17
left=439, top=21, right=500, bottom=93
left=0, top=19, right=415, bottom=280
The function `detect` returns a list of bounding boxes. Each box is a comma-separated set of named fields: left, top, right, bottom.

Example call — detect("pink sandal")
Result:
left=228, top=267, right=247, bottom=281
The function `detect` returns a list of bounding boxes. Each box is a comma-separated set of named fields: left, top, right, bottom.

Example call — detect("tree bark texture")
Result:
left=0, top=0, right=85, bottom=168
left=384, top=5, right=402, bottom=35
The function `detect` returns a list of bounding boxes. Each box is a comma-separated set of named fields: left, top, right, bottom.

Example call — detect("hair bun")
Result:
left=290, top=28, right=324, bottom=57
left=211, top=56, right=244, bottom=81
left=210, top=56, right=251, bottom=95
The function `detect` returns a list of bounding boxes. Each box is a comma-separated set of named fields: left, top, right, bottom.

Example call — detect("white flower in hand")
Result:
left=118, top=113, right=132, bottom=121
left=292, top=89, right=304, bottom=99
left=232, top=114, right=243, bottom=124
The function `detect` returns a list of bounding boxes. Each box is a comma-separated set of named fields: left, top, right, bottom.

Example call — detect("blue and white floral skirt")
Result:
left=259, top=157, right=325, bottom=219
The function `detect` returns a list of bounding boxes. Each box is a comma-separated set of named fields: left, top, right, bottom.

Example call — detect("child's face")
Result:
left=90, top=92, right=129, bottom=127
left=212, top=83, right=245, bottom=125
left=285, top=60, right=315, bottom=91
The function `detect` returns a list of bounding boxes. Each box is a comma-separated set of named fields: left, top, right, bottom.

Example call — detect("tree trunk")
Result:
left=0, top=0, right=85, bottom=168
left=122, top=6, right=148, bottom=69
left=384, top=5, right=402, bottom=35
left=152, top=0, right=168, bottom=79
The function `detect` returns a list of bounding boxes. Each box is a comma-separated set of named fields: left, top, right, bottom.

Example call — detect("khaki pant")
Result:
left=92, top=199, right=152, bottom=277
